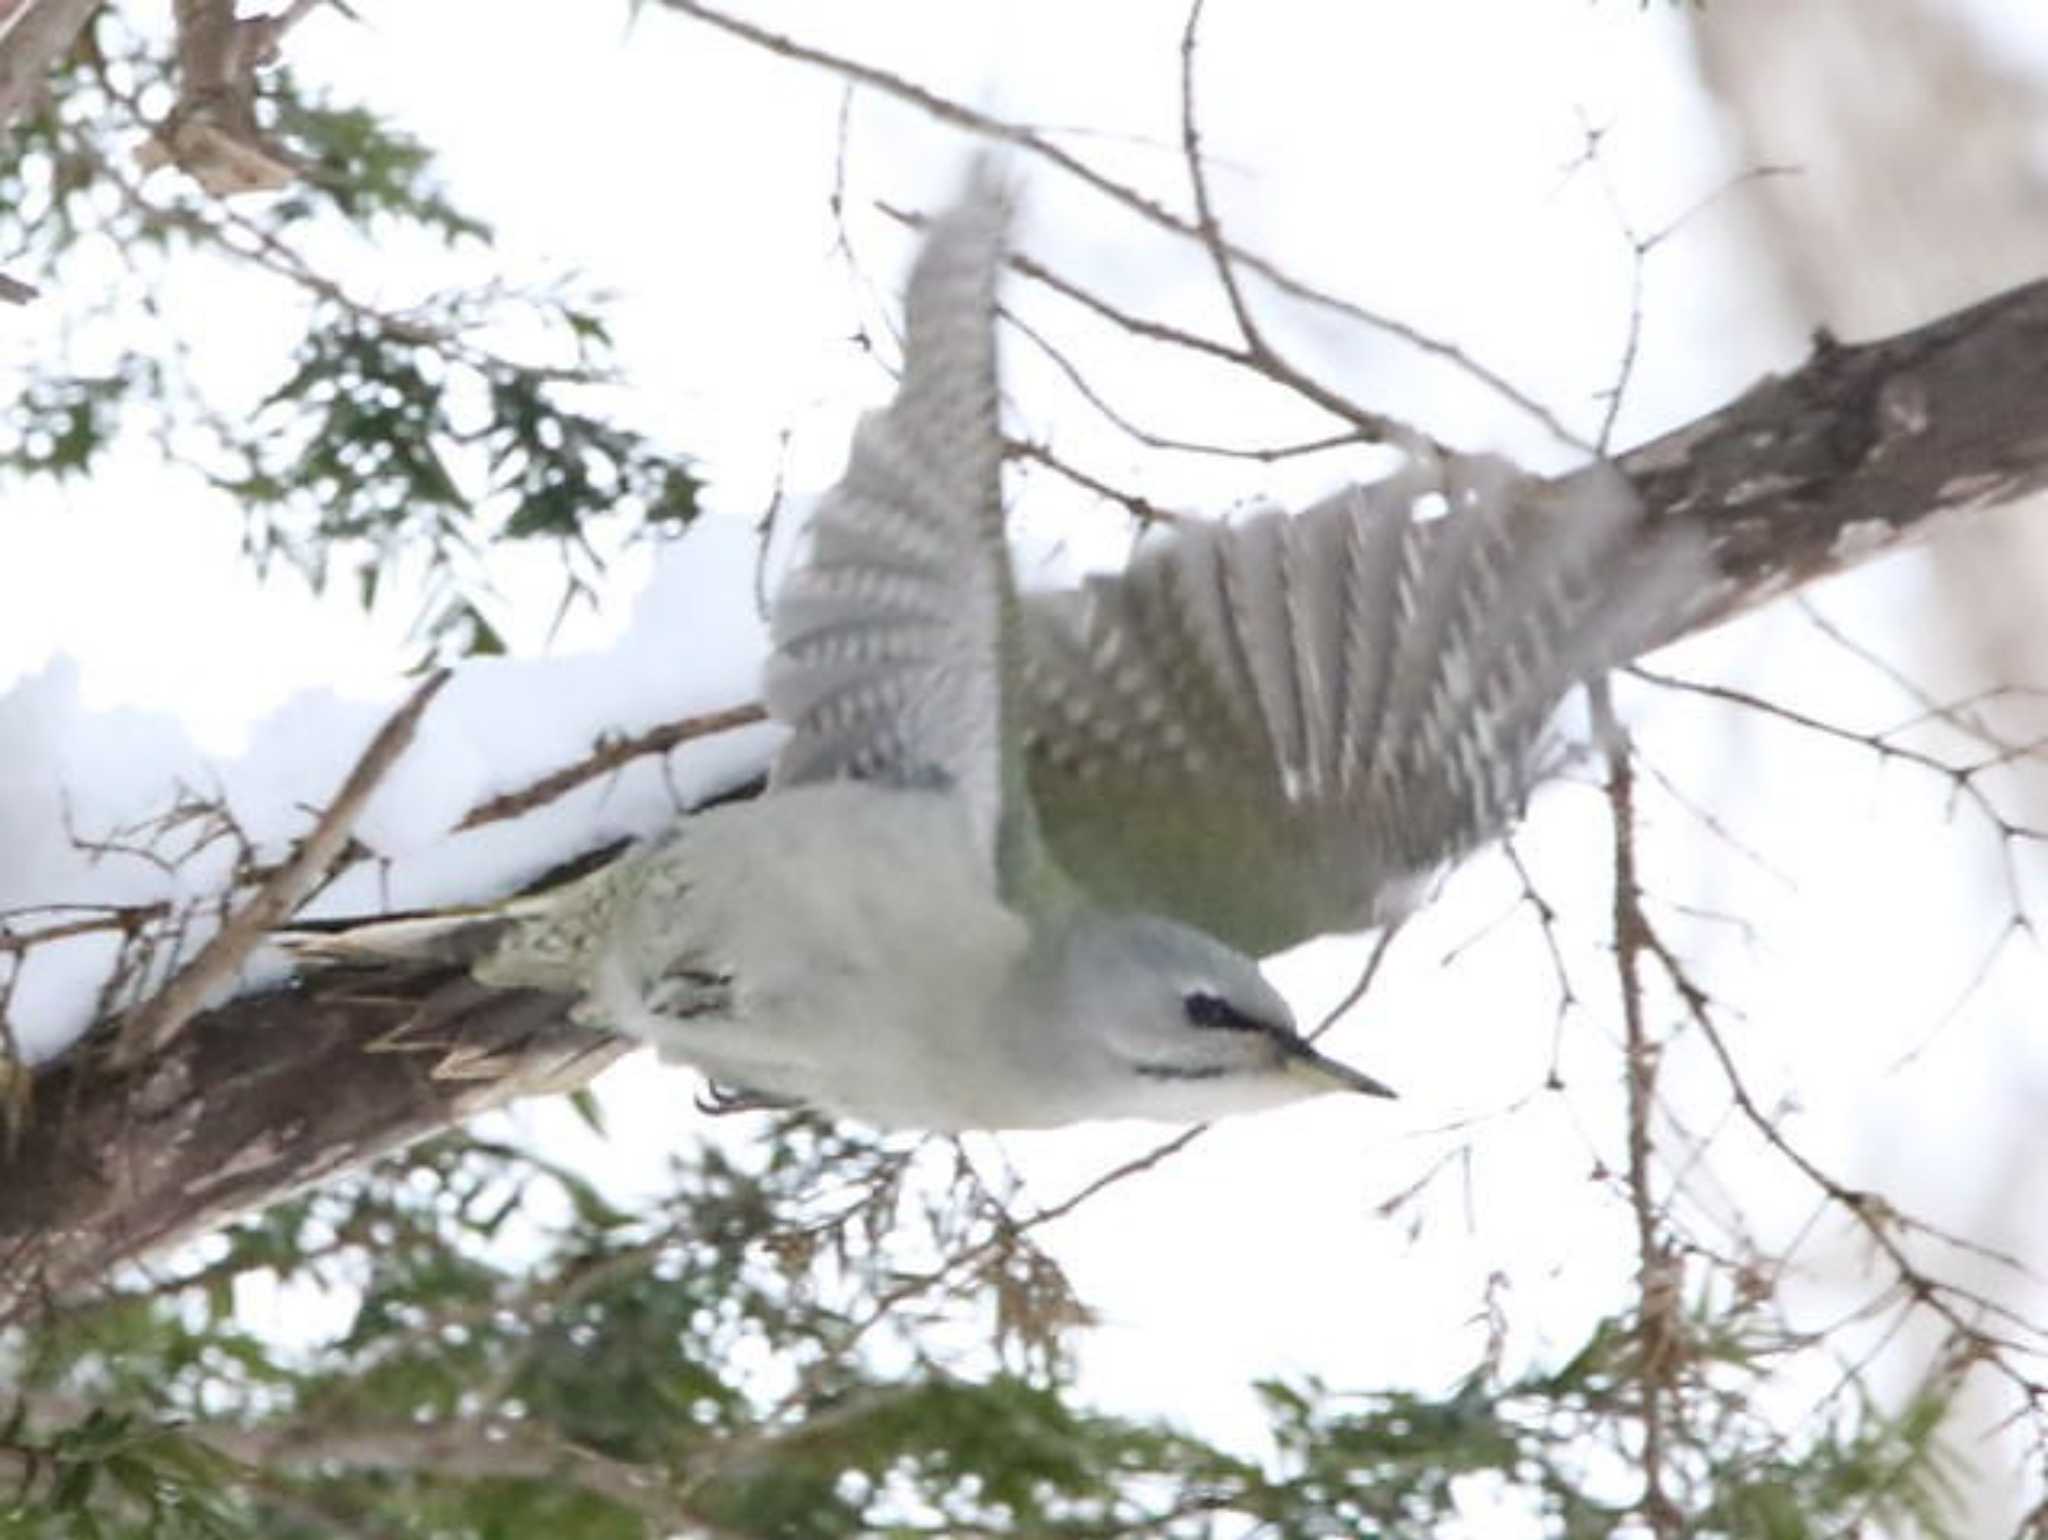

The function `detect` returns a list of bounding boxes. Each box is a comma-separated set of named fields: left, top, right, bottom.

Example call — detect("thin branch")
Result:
left=894, top=196, right=1443, bottom=457
left=1503, top=840, right=1580, bottom=1079
left=1564, top=119, right=1797, bottom=455
left=111, top=670, right=451, bottom=1065
left=659, top=0, right=1582, bottom=448
left=1312, top=920, right=1405, bottom=1039
left=1175, top=0, right=1427, bottom=453
left=1004, top=301, right=1368, bottom=464
left=835, top=1123, right=1211, bottom=1360
left=1628, top=664, right=2045, bottom=930
left=1010, top=439, right=1180, bottom=527
left=0, top=902, right=171, bottom=955
left=1798, top=594, right=2041, bottom=760
left=1636, top=918, right=2048, bottom=1418
left=1592, top=680, right=1682, bottom=1540
left=450, top=701, right=766, bottom=833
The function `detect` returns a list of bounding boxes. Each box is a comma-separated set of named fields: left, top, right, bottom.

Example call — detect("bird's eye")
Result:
left=1182, top=991, right=1263, bottom=1032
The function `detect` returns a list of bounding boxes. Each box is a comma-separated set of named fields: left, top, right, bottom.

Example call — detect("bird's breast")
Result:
left=617, top=782, right=1035, bottom=1127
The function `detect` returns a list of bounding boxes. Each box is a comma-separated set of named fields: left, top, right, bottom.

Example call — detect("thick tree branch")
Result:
left=0, top=0, right=96, bottom=300
left=1612, top=278, right=2048, bottom=638
left=0, top=960, right=622, bottom=1327
left=0, top=0, right=97, bottom=131
left=133, top=0, right=297, bottom=194
left=6, top=273, right=2048, bottom=1315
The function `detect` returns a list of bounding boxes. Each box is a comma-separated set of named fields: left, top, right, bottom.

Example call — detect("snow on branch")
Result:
left=7, top=269, right=2048, bottom=1317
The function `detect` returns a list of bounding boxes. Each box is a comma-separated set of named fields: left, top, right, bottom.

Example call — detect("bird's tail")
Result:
left=273, top=898, right=548, bottom=971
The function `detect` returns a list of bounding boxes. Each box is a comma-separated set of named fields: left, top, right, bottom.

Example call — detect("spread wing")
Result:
left=1018, top=456, right=1699, bottom=956
left=765, top=172, right=1028, bottom=892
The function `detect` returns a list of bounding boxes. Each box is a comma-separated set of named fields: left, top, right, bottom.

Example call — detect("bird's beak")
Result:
left=1282, top=1039, right=1397, bottom=1100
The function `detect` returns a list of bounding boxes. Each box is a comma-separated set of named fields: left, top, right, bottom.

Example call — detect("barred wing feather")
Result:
left=765, top=178, right=1019, bottom=889
left=1019, top=458, right=1696, bottom=957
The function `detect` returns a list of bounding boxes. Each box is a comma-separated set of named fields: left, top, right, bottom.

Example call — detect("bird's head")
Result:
left=1028, top=913, right=1395, bottom=1124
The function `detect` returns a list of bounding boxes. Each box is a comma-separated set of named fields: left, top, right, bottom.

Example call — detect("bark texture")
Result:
left=0, top=965, right=623, bottom=1326
left=0, top=0, right=100, bottom=133
left=7, top=274, right=2048, bottom=1318
left=1614, top=275, right=2048, bottom=643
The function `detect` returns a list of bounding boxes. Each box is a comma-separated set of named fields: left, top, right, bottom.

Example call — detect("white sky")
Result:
left=5, top=1, right=2048, bottom=1530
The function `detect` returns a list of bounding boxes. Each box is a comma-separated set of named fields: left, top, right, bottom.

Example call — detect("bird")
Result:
left=282, top=168, right=1696, bottom=1131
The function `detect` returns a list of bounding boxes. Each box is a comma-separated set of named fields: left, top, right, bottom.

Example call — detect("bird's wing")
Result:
left=1018, top=456, right=1699, bottom=957
left=766, top=172, right=1034, bottom=893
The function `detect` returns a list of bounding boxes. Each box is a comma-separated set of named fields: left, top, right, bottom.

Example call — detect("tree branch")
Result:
left=0, top=0, right=96, bottom=131
left=1611, top=280, right=2048, bottom=639
left=450, top=701, right=766, bottom=832
left=0, top=959, right=623, bottom=1327
left=0, top=0, right=93, bottom=301
left=7, top=269, right=2048, bottom=1316
left=133, top=0, right=298, bottom=195
left=660, top=0, right=1582, bottom=446
left=112, top=669, right=451, bottom=1067
left=1592, top=681, right=1682, bottom=1540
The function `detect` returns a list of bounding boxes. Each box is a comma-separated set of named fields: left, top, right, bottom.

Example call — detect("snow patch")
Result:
left=3, top=515, right=782, bottom=1065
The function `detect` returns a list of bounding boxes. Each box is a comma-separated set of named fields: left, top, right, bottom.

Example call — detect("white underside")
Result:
left=584, top=781, right=1040, bottom=1129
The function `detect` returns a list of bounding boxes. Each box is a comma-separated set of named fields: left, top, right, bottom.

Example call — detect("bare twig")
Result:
left=1175, top=0, right=1428, bottom=453
left=112, top=670, right=451, bottom=1065
left=1627, top=664, right=2046, bottom=931
left=1564, top=118, right=1798, bottom=455
left=833, top=1123, right=1210, bottom=1361
left=1003, top=302, right=1369, bottom=464
left=1312, top=921, right=1405, bottom=1039
left=450, top=701, right=766, bottom=833
left=1592, top=680, right=1682, bottom=1539
left=1798, top=594, right=2044, bottom=761
left=752, top=430, right=795, bottom=622
left=1010, top=439, right=1180, bottom=527
left=659, top=0, right=1582, bottom=447
left=0, top=902, right=172, bottom=955
left=1634, top=911, right=2048, bottom=1417
left=1503, top=840, right=1580, bottom=1079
